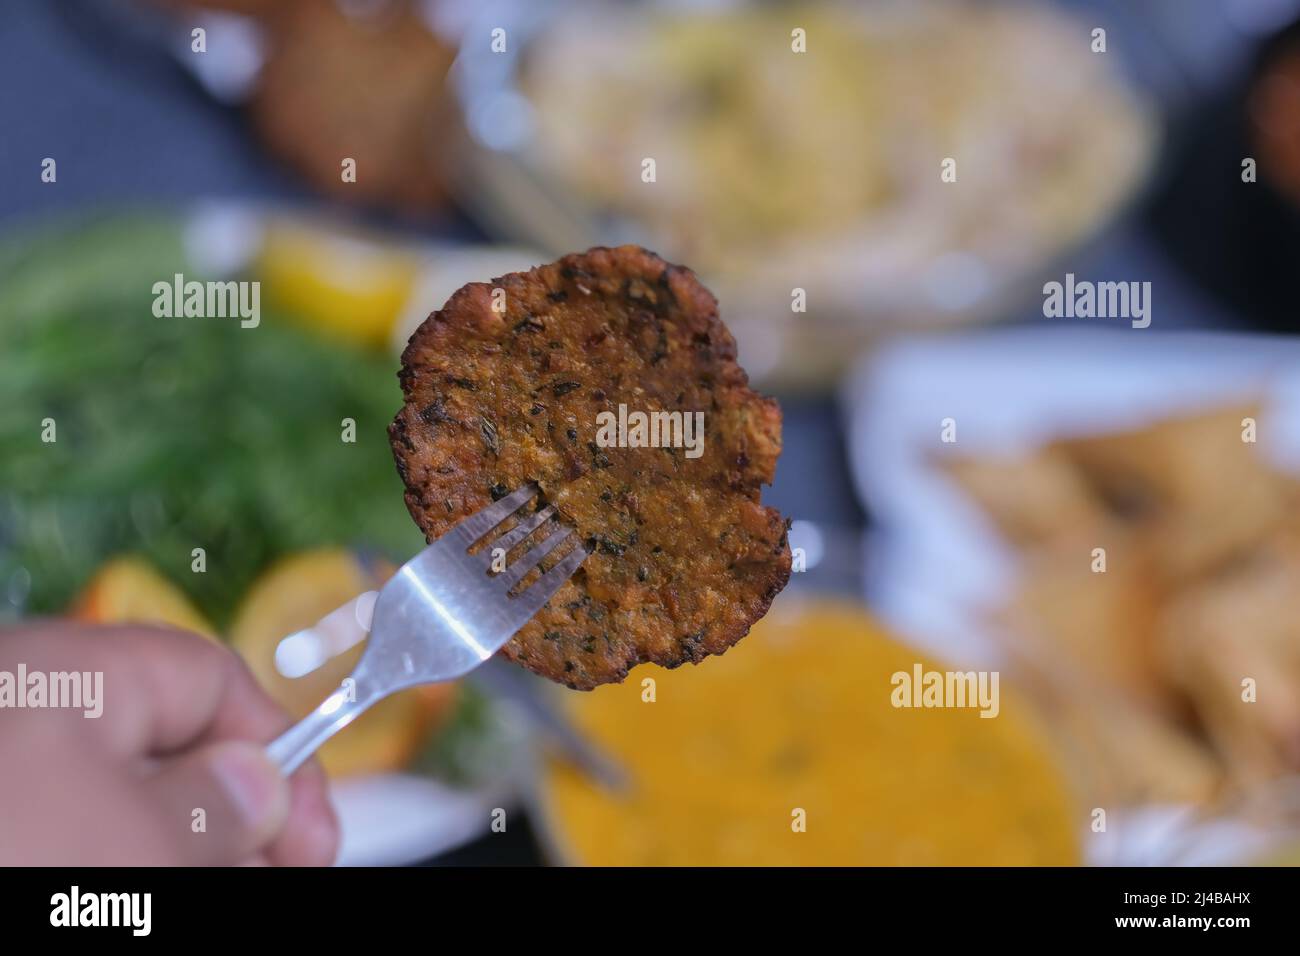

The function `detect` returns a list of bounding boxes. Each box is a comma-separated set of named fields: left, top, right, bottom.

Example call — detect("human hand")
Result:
left=0, top=621, right=338, bottom=865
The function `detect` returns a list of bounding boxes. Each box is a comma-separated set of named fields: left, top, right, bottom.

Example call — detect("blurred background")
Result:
left=3, top=0, right=1300, bottom=865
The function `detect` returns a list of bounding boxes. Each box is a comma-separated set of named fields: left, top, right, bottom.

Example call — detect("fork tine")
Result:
left=511, top=542, right=590, bottom=617
left=497, top=525, right=574, bottom=591
left=446, top=482, right=537, bottom=547
left=269, top=481, right=593, bottom=773
left=488, top=504, right=557, bottom=559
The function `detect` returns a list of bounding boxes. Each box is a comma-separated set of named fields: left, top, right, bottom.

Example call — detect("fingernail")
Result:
left=210, top=743, right=287, bottom=831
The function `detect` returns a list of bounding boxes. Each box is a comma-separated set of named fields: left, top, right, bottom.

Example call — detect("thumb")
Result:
left=146, top=740, right=291, bottom=865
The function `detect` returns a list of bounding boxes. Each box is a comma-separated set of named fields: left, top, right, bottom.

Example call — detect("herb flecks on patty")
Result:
left=390, top=246, right=790, bottom=689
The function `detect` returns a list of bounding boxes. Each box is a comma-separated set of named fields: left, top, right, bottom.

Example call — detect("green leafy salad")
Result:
left=0, top=215, right=423, bottom=627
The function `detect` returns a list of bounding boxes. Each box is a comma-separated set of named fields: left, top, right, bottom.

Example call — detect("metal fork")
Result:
left=266, top=483, right=587, bottom=775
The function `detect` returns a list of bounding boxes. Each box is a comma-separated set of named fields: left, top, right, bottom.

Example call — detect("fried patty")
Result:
left=250, top=0, right=456, bottom=216
left=390, top=246, right=791, bottom=689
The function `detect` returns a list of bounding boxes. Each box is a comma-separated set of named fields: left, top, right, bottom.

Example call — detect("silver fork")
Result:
left=266, top=483, right=587, bottom=775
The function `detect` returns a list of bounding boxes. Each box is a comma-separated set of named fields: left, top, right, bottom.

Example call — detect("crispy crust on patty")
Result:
left=390, top=246, right=791, bottom=689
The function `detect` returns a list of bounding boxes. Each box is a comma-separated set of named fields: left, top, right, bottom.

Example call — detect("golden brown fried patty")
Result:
left=250, top=0, right=456, bottom=216
left=390, top=246, right=790, bottom=689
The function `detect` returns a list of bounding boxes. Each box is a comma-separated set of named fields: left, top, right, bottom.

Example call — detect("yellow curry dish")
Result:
left=541, top=598, right=1080, bottom=866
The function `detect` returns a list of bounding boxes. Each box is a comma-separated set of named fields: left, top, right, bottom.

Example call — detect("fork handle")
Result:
left=266, top=682, right=383, bottom=775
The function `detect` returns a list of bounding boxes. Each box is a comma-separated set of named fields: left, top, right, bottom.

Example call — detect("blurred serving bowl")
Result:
left=450, top=0, right=1161, bottom=387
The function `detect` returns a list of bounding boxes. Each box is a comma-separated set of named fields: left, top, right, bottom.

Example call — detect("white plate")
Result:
left=329, top=691, right=541, bottom=866
left=331, top=774, right=507, bottom=867
left=842, top=327, right=1300, bottom=863
left=844, top=327, right=1300, bottom=664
